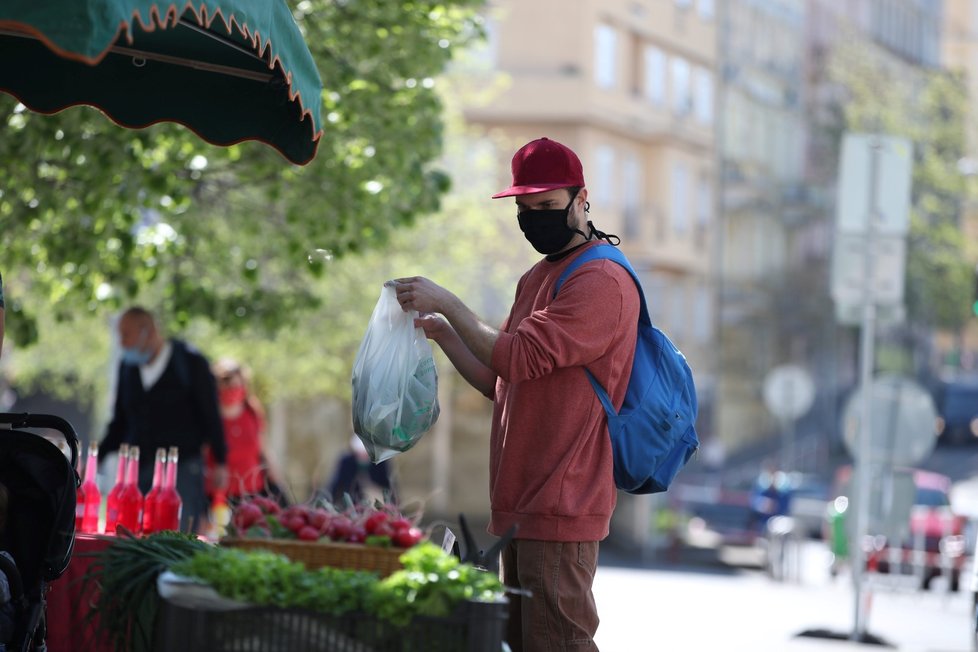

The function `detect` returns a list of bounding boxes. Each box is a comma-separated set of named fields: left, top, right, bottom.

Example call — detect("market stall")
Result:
left=69, top=499, right=509, bottom=652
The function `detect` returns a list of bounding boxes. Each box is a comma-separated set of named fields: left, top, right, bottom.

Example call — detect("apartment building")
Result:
left=715, top=0, right=808, bottom=458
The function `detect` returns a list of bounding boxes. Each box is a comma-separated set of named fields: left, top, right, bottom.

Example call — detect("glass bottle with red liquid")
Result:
left=117, top=445, right=144, bottom=534
left=75, top=448, right=85, bottom=533
left=155, top=446, right=182, bottom=532
left=142, top=447, right=166, bottom=534
left=79, top=442, right=102, bottom=535
left=104, top=443, right=129, bottom=534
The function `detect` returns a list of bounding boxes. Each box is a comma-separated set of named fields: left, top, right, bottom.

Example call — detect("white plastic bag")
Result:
left=351, top=282, right=440, bottom=462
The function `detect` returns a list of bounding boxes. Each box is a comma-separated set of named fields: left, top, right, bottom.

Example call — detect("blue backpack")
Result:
left=555, top=244, right=699, bottom=494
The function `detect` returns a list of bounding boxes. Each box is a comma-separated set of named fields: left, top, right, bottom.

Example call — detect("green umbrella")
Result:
left=0, top=1, right=323, bottom=165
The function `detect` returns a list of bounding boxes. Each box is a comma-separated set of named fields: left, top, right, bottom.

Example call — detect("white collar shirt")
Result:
left=139, top=340, right=173, bottom=390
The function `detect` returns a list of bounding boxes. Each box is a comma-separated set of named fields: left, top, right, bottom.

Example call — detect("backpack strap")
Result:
left=554, top=244, right=652, bottom=328
left=553, top=244, right=650, bottom=413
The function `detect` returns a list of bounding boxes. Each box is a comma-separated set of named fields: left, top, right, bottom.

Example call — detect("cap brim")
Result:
left=491, top=183, right=575, bottom=199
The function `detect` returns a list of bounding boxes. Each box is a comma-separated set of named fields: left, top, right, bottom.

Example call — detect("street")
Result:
left=593, top=541, right=973, bottom=652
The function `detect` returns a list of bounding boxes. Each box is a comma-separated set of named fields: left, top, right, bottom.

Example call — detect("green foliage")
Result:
left=172, top=546, right=378, bottom=613
left=0, top=0, right=525, bottom=413
left=169, top=541, right=505, bottom=626
left=0, top=0, right=487, bottom=344
left=827, top=42, right=977, bottom=331
left=368, top=542, right=505, bottom=627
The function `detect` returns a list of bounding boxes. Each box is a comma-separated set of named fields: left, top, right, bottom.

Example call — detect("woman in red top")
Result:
left=206, top=358, right=285, bottom=504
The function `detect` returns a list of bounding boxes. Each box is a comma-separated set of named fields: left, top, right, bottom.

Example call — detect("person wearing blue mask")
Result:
left=99, top=306, right=228, bottom=533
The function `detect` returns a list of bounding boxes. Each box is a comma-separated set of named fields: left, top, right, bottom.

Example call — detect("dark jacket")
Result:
left=327, top=454, right=395, bottom=505
left=100, top=339, right=227, bottom=465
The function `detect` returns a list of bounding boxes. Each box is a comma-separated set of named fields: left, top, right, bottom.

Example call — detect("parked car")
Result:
left=831, top=465, right=968, bottom=591
left=674, top=485, right=764, bottom=551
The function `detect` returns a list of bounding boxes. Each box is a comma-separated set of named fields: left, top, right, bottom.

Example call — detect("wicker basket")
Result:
left=220, top=537, right=404, bottom=576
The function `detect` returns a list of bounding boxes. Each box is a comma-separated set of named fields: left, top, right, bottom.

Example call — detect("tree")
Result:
left=0, top=0, right=486, bottom=346
left=827, top=41, right=978, bottom=333
left=1, top=27, right=538, bottom=433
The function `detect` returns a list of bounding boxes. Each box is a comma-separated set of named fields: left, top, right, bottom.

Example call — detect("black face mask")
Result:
left=517, top=192, right=588, bottom=255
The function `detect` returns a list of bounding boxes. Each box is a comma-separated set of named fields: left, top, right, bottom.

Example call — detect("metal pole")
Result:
left=852, top=137, right=881, bottom=641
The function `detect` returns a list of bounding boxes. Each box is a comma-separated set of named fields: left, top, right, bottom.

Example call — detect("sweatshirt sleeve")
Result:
left=491, top=261, right=637, bottom=383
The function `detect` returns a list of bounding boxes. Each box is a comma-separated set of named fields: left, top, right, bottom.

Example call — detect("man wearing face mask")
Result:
left=99, top=306, right=228, bottom=533
left=393, top=137, right=639, bottom=651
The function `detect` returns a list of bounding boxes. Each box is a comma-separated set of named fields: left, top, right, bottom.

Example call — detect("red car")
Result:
left=834, top=466, right=968, bottom=591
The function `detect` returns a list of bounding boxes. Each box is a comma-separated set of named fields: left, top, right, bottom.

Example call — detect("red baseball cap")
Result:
left=491, top=137, right=585, bottom=198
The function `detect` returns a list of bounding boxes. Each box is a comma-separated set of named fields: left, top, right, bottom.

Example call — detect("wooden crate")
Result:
left=220, top=537, right=404, bottom=576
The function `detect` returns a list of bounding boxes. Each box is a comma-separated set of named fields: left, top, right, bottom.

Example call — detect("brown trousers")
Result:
left=501, top=539, right=600, bottom=652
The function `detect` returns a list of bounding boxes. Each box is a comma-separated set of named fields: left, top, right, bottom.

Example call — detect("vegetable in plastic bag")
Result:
left=351, top=282, right=440, bottom=462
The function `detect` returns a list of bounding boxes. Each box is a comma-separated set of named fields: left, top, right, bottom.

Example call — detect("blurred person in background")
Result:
left=206, top=358, right=287, bottom=507
left=99, top=306, right=228, bottom=532
left=323, top=435, right=396, bottom=505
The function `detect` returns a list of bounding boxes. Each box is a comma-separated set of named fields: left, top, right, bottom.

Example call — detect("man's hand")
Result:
left=414, top=313, right=453, bottom=344
left=392, top=277, right=455, bottom=315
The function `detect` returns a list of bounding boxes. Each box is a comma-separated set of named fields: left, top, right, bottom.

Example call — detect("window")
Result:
left=671, top=162, right=689, bottom=234
left=695, top=176, right=711, bottom=248
left=670, top=57, right=691, bottom=115
left=698, top=0, right=714, bottom=20
left=676, top=0, right=692, bottom=8
left=643, top=46, right=666, bottom=105
left=594, top=24, right=618, bottom=89
left=622, top=155, right=642, bottom=238
left=670, top=283, right=687, bottom=335
left=694, top=66, right=713, bottom=124
left=593, top=145, right=617, bottom=208
left=693, top=284, right=712, bottom=343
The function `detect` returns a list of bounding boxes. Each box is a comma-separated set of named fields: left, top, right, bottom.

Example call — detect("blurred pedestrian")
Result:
left=206, top=358, right=286, bottom=506
left=393, top=137, right=636, bottom=651
left=323, top=435, right=396, bottom=505
left=99, top=306, right=228, bottom=533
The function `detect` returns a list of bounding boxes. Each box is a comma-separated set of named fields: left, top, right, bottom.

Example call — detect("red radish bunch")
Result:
left=225, top=497, right=424, bottom=549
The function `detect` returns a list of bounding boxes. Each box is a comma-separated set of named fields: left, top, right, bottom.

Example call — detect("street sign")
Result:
left=841, top=468, right=916, bottom=544
left=763, top=365, right=815, bottom=421
left=841, top=375, right=938, bottom=467
left=833, top=302, right=905, bottom=327
left=835, top=134, right=913, bottom=234
left=830, top=233, right=907, bottom=305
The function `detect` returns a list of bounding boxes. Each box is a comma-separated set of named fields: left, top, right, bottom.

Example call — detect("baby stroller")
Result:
left=0, top=413, right=79, bottom=652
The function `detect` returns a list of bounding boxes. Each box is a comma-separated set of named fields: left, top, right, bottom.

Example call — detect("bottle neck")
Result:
left=164, top=455, right=178, bottom=490
left=115, top=454, right=128, bottom=486
left=125, top=451, right=141, bottom=486
left=84, top=448, right=99, bottom=484
left=151, top=451, right=166, bottom=489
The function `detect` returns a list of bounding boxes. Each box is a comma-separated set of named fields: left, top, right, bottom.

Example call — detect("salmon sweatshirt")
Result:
left=488, top=242, right=640, bottom=541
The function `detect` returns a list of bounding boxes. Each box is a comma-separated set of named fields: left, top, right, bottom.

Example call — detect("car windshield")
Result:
left=914, top=487, right=949, bottom=507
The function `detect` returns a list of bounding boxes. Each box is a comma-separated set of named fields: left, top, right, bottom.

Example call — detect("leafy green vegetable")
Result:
left=368, top=542, right=506, bottom=627
left=171, top=547, right=378, bottom=615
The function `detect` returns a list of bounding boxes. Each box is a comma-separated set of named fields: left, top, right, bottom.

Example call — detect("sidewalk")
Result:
left=593, top=541, right=973, bottom=652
